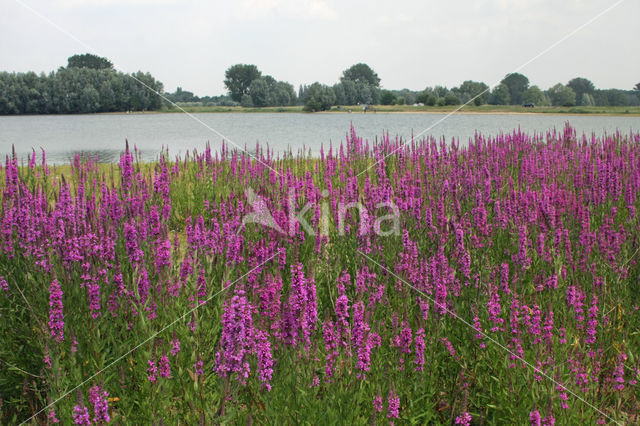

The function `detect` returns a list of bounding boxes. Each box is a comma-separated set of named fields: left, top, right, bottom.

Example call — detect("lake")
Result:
left=1, top=112, right=640, bottom=164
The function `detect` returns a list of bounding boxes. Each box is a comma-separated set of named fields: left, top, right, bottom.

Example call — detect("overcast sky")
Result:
left=2, top=0, right=638, bottom=96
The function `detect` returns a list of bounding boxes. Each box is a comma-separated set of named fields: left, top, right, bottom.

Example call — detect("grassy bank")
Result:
left=159, top=104, right=640, bottom=115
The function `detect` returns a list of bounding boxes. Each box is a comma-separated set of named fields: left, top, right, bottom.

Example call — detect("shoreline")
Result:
left=3, top=106, right=640, bottom=118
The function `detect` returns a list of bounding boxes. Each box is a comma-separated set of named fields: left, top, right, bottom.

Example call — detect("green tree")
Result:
left=303, top=82, right=335, bottom=112
left=454, top=80, right=490, bottom=105
left=355, top=82, right=373, bottom=105
left=522, top=85, right=547, bottom=106
left=444, top=94, right=460, bottom=105
left=432, top=86, right=449, bottom=99
left=67, top=53, right=113, bottom=70
left=500, top=73, right=529, bottom=105
left=167, top=87, right=198, bottom=103
left=273, top=81, right=296, bottom=106
left=248, top=78, right=269, bottom=107
left=416, top=88, right=436, bottom=106
left=240, top=94, right=253, bottom=107
left=490, top=83, right=510, bottom=105
left=567, top=77, right=595, bottom=105
left=580, top=93, right=595, bottom=106
left=603, top=89, right=630, bottom=106
left=341, top=63, right=381, bottom=87
left=393, top=89, right=416, bottom=105
left=548, top=83, right=576, bottom=106
left=342, top=80, right=358, bottom=105
left=333, top=83, right=346, bottom=105
left=380, top=90, right=396, bottom=105
left=224, top=64, right=261, bottom=102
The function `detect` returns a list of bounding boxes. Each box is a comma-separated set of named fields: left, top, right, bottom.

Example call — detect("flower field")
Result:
left=1, top=123, right=639, bottom=424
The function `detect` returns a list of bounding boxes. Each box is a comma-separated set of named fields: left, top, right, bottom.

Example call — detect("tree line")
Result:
left=176, top=63, right=638, bottom=111
left=0, top=54, right=164, bottom=114
left=2, top=55, right=639, bottom=114
left=296, top=68, right=639, bottom=111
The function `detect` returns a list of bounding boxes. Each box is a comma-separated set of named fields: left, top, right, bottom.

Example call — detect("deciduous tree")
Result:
left=500, top=73, right=529, bottom=105
left=67, top=53, right=113, bottom=70
left=224, top=64, right=261, bottom=102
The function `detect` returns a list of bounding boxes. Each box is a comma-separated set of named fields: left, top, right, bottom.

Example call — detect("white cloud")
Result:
left=236, top=0, right=337, bottom=21
left=53, top=0, right=177, bottom=6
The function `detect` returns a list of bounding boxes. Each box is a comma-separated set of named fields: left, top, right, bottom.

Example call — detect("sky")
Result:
left=2, top=0, right=639, bottom=96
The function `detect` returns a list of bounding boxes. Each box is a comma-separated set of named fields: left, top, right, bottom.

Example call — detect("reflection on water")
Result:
left=1, top=112, right=640, bottom=165
left=55, top=149, right=122, bottom=165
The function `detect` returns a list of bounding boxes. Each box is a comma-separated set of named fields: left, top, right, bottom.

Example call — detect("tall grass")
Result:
left=1, top=124, right=639, bottom=424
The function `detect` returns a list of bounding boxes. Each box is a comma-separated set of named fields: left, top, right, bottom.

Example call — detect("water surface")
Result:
left=1, top=112, right=639, bottom=164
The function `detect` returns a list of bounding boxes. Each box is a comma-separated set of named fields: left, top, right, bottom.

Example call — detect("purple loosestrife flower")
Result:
left=528, top=304, right=542, bottom=344
left=414, top=328, right=426, bottom=370
left=529, top=409, right=541, bottom=426
left=48, top=410, right=60, bottom=423
left=72, top=405, right=91, bottom=425
left=155, top=238, right=171, bottom=273
left=585, top=294, right=598, bottom=345
left=335, top=294, right=350, bottom=330
left=441, top=337, right=456, bottom=358
left=170, top=338, right=181, bottom=356
left=518, top=225, right=532, bottom=269
left=419, top=297, right=430, bottom=320
left=373, top=394, right=383, bottom=412
left=487, top=289, right=504, bottom=332
left=434, top=277, right=448, bottom=315
left=88, top=279, right=101, bottom=319
left=214, top=289, right=253, bottom=384
left=88, top=385, right=110, bottom=423
left=137, top=266, right=150, bottom=305
left=0, top=275, right=7, bottom=291
left=283, top=262, right=317, bottom=348
left=323, top=320, right=338, bottom=379
left=473, top=315, right=485, bottom=348
left=196, top=267, right=207, bottom=301
left=357, top=332, right=380, bottom=379
left=123, top=221, right=143, bottom=264
left=555, top=384, right=569, bottom=409
left=253, top=329, right=275, bottom=390
left=558, top=326, right=567, bottom=345
left=387, top=390, right=400, bottom=419
left=147, top=359, right=158, bottom=383
left=545, top=274, right=558, bottom=290
left=613, top=352, right=626, bottom=391
left=352, top=301, right=367, bottom=348
left=542, top=309, right=554, bottom=344
left=455, top=412, right=472, bottom=425
left=310, top=374, right=320, bottom=387
left=542, top=414, right=555, bottom=426
left=159, top=354, right=171, bottom=378
left=397, top=321, right=413, bottom=354
left=259, top=274, right=282, bottom=325
left=566, top=286, right=585, bottom=327
left=193, top=358, right=204, bottom=376
left=304, top=275, right=318, bottom=349
left=48, top=279, right=64, bottom=342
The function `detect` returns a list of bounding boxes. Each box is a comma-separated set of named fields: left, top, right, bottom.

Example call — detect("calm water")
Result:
left=1, top=112, right=639, bottom=164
